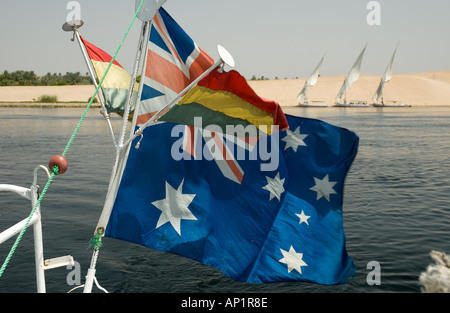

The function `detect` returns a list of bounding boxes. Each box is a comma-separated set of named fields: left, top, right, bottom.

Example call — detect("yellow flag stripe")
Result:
left=91, top=60, right=134, bottom=90
left=178, top=85, right=274, bottom=133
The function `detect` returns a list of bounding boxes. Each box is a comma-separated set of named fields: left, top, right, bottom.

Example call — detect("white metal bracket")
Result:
left=43, top=255, right=74, bottom=270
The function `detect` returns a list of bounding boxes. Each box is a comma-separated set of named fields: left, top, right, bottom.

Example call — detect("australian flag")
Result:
left=105, top=114, right=359, bottom=285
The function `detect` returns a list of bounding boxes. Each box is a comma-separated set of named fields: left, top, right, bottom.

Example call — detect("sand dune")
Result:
left=249, top=71, right=450, bottom=107
left=0, top=71, right=449, bottom=107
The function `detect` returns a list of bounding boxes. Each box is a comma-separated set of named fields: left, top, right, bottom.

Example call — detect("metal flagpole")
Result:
left=73, top=29, right=118, bottom=147
left=95, top=19, right=150, bottom=236
left=127, top=1, right=167, bottom=137
left=103, top=1, right=164, bottom=207
left=117, top=0, right=169, bottom=147
left=128, top=26, right=151, bottom=139
left=116, top=23, right=147, bottom=147
left=62, top=21, right=118, bottom=147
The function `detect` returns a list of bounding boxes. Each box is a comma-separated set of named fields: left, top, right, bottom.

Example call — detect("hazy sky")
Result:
left=0, top=0, right=449, bottom=79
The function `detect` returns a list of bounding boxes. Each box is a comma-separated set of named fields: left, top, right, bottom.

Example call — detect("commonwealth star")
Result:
left=310, top=174, right=337, bottom=202
left=279, top=246, right=308, bottom=274
left=282, top=126, right=308, bottom=152
left=262, top=173, right=285, bottom=201
left=152, top=179, right=197, bottom=236
left=296, top=210, right=311, bottom=225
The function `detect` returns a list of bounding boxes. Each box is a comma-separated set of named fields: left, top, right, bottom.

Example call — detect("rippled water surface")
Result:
left=0, top=106, right=449, bottom=293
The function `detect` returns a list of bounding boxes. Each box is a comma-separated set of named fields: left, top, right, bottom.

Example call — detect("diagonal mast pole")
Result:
left=96, top=19, right=150, bottom=236
left=71, top=28, right=118, bottom=147
left=103, top=0, right=168, bottom=215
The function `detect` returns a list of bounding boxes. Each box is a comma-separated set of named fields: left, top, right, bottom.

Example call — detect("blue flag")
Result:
left=105, top=114, right=359, bottom=285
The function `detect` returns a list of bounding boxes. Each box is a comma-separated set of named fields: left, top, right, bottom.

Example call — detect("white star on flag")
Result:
left=310, top=174, right=337, bottom=202
left=282, top=126, right=308, bottom=152
left=152, top=179, right=197, bottom=236
left=262, top=173, right=285, bottom=201
left=296, top=210, right=311, bottom=225
left=279, top=246, right=308, bottom=274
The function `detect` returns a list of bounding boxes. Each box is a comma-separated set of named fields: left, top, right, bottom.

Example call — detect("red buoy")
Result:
left=48, top=155, right=68, bottom=175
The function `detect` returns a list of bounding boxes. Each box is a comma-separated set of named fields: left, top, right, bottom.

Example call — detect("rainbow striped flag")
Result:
left=159, top=68, right=289, bottom=135
left=81, top=36, right=136, bottom=113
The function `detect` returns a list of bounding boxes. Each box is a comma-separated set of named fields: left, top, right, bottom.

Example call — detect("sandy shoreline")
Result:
left=0, top=71, right=449, bottom=107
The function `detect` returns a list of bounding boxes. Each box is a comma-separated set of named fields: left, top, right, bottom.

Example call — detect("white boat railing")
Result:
left=0, top=165, right=74, bottom=293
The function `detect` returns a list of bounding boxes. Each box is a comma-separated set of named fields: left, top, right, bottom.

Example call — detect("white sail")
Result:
left=373, top=44, right=398, bottom=103
left=297, top=54, right=326, bottom=103
left=336, top=45, right=367, bottom=103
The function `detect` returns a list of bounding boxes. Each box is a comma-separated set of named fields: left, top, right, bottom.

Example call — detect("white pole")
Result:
left=83, top=247, right=99, bottom=293
left=0, top=213, right=38, bottom=245
left=93, top=18, right=154, bottom=237
left=94, top=20, right=150, bottom=234
left=73, top=30, right=118, bottom=147
left=128, top=20, right=151, bottom=136
left=116, top=20, right=150, bottom=147
left=0, top=184, right=30, bottom=200
left=31, top=185, right=46, bottom=293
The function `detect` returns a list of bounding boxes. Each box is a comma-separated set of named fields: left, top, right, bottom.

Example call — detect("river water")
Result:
left=0, top=106, right=449, bottom=293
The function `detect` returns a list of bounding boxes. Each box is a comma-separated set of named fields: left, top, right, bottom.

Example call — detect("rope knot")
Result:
left=89, top=233, right=103, bottom=249
left=52, top=165, right=60, bottom=175
left=48, top=155, right=68, bottom=175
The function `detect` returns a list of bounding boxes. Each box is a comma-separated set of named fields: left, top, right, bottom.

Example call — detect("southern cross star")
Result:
left=279, top=246, right=308, bottom=274
left=310, top=174, right=337, bottom=202
left=152, top=179, right=197, bottom=236
left=262, top=172, right=285, bottom=201
left=282, top=126, right=308, bottom=152
left=296, top=210, right=311, bottom=225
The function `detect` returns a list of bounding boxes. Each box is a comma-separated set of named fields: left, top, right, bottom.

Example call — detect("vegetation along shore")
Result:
left=1, top=70, right=449, bottom=107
